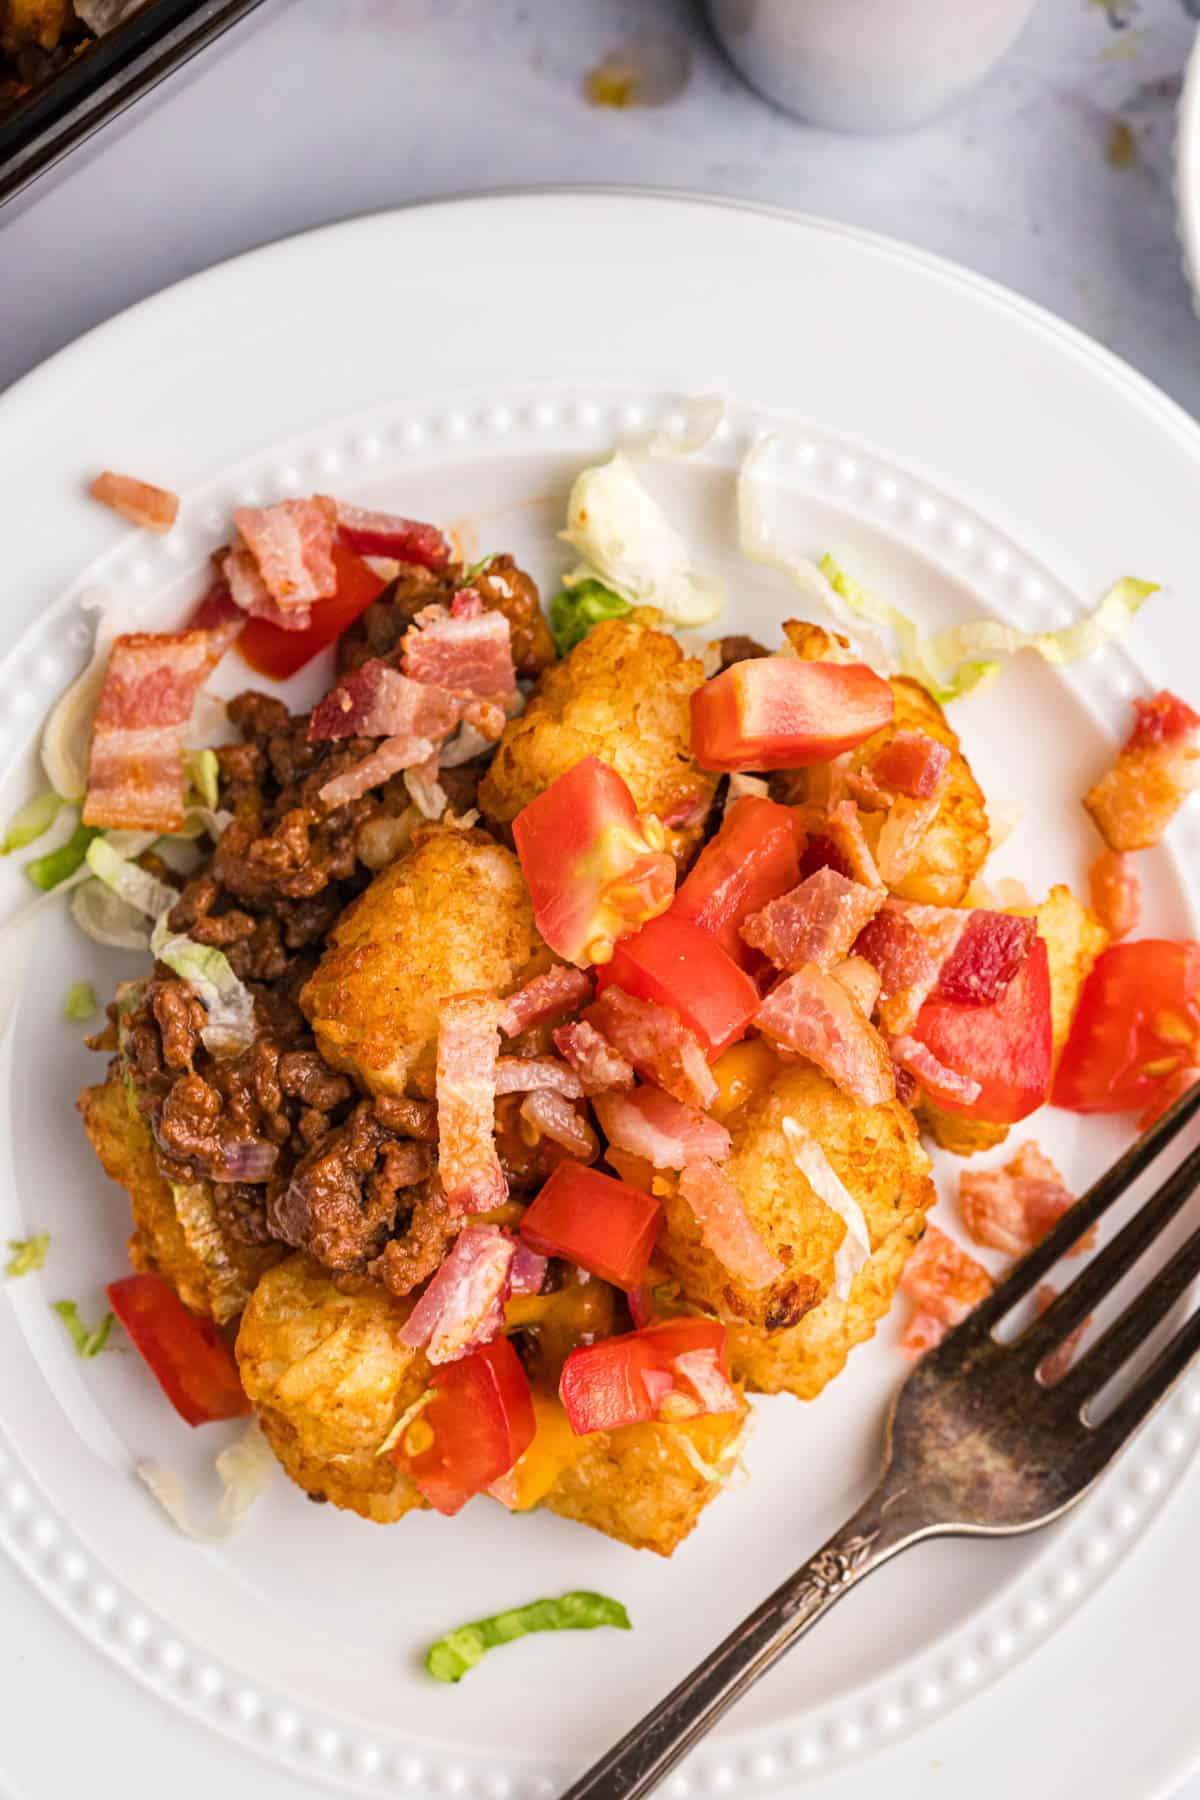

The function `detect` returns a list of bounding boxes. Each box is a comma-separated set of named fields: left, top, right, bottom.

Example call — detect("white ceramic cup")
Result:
left=706, top=0, right=1041, bottom=133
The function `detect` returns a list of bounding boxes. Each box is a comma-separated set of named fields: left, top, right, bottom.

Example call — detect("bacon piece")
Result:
left=933, top=911, right=1035, bottom=1007
left=899, top=1309, right=946, bottom=1361
left=332, top=502, right=450, bottom=569
left=435, top=994, right=507, bottom=1213
left=1032, top=1282, right=1090, bottom=1385
left=232, top=498, right=336, bottom=608
left=676, top=1155, right=783, bottom=1290
left=958, top=1141, right=1091, bottom=1258
left=519, top=1088, right=598, bottom=1160
left=593, top=1086, right=732, bottom=1171
left=872, top=729, right=950, bottom=799
left=1088, top=848, right=1140, bottom=940
left=1084, top=690, right=1200, bottom=852
left=553, top=1019, right=635, bottom=1094
left=83, top=627, right=235, bottom=831
left=222, top=545, right=312, bottom=631
left=821, top=800, right=883, bottom=888
left=755, top=965, right=895, bottom=1107
left=499, top=967, right=595, bottom=1037
left=400, top=1223, right=513, bottom=1363
left=187, top=576, right=245, bottom=634
left=317, top=734, right=440, bottom=809
left=308, top=658, right=460, bottom=743
left=900, top=1224, right=992, bottom=1327
left=493, top=1056, right=585, bottom=1098
left=740, top=868, right=884, bottom=973
left=585, top=987, right=717, bottom=1111
left=853, top=910, right=938, bottom=1036
left=90, top=470, right=179, bottom=534
left=889, top=1034, right=982, bottom=1109
left=876, top=792, right=942, bottom=885
left=829, top=955, right=881, bottom=1017
left=403, top=605, right=516, bottom=702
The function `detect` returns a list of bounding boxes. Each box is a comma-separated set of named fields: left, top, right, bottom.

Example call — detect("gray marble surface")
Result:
left=1, top=2, right=1199, bottom=1796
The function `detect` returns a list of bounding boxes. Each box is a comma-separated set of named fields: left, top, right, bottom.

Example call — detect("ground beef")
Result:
left=473, top=556, right=556, bottom=677
left=717, top=634, right=769, bottom=671
left=370, top=1179, right=455, bottom=1298
left=337, top=552, right=556, bottom=680
left=266, top=1100, right=433, bottom=1271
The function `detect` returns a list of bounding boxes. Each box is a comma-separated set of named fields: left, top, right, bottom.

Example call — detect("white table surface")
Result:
left=3, top=3, right=1200, bottom=1797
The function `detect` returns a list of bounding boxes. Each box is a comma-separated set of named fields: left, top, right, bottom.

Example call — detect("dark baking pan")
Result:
left=0, top=0, right=266, bottom=210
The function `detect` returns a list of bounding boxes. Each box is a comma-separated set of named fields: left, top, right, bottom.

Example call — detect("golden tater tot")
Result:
left=301, top=826, right=536, bottom=1096
left=236, top=1254, right=429, bottom=1524
left=542, top=1403, right=748, bottom=1556
left=1014, top=883, right=1109, bottom=1067
left=78, top=1075, right=280, bottom=1324
left=478, top=612, right=718, bottom=863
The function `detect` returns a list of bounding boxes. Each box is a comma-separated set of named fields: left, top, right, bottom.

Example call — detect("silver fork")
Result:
left=562, top=1081, right=1200, bottom=1800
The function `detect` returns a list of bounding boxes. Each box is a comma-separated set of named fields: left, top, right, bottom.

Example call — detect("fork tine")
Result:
left=1049, top=1216, right=1200, bottom=1407
left=1084, top=1304, right=1200, bottom=1468
left=1013, top=1140, right=1200, bottom=1365
left=964, top=1081, right=1200, bottom=1339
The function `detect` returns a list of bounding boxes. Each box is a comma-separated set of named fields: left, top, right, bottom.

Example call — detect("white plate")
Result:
left=0, top=193, right=1198, bottom=1799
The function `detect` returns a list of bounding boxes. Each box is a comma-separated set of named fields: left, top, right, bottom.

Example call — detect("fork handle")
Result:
left=559, top=1491, right=916, bottom=1800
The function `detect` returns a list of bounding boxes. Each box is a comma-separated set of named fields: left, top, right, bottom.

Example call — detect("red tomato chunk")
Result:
left=237, top=542, right=386, bottom=680
left=1052, top=940, right=1200, bottom=1117
left=690, top=659, right=894, bottom=772
left=670, top=795, right=803, bottom=966
left=519, top=1162, right=661, bottom=1289
left=595, top=912, right=759, bottom=1059
left=559, top=1319, right=737, bottom=1435
left=912, top=934, right=1053, bottom=1123
left=392, top=1336, right=534, bottom=1516
left=106, top=1274, right=250, bottom=1427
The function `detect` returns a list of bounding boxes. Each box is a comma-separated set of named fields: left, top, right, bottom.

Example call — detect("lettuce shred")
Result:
left=2, top=791, right=64, bottom=855
left=560, top=452, right=723, bottom=629
left=548, top=579, right=632, bottom=654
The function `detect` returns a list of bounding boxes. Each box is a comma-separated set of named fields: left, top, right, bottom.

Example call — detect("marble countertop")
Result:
left=2, top=2, right=1199, bottom=1796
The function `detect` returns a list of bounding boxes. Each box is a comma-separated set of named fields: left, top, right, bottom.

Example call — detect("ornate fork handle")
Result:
left=560, top=1489, right=924, bottom=1800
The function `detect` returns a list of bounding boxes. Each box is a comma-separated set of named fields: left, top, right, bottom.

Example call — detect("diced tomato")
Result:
left=512, top=756, right=676, bottom=966
left=235, top=542, right=386, bottom=680
left=559, top=1319, right=736, bottom=1435
left=911, top=934, right=1053, bottom=1123
left=690, top=659, right=894, bottom=772
left=670, top=795, right=804, bottom=966
left=595, top=912, right=759, bottom=1059
left=392, top=1335, right=535, bottom=1516
left=106, top=1274, right=250, bottom=1427
left=519, top=1162, right=661, bottom=1289
left=1052, top=940, right=1200, bottom=1117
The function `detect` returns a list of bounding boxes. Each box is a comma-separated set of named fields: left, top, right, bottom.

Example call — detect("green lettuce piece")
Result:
left=460, top=554, right=495, bottom=584
left=560, top=453, right=724, bottom=628
left=185, top=748, right=221, bottom=812
left=549, top=580, right=633, bottom=655
left=150, top=917, right=256, bottom=1055
left=52, top=1300, right=116, bottom=1358
left=64, top=981, right=98, bottom=1022
left=85, top=836, right=178, bottom=918
left=2, top=791, right=64, bottom=855
left=5, top=1234, right=49, bottom=1277
left=25, top=822, right=100, bottom=891
left=426, top=1591, right=631, bottom=1684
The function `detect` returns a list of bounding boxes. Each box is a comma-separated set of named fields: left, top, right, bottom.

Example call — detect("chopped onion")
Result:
left=781, top=1117, right=871, bottom=1302
left=136, top=1417, right=274, bottom=1543
left=559, top=452, right=723, bottom=628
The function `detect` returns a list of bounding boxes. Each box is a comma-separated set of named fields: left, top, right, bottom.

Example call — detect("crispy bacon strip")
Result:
left=499, top=966, right=594, bottom=1037
left=222, top=546, right=313, bottom=631
left=585, top=987, right=717, bottom=1111
left=872, top=729, right=950, bottom=799
left=900, top=1224, right=992, bottom=1327
left=933, top=911, right=1036, bottom=1006
left=853, top=909, right=939, bottom=1036
left=740, top=868, right=884, bottom=973
left=493, top=1056, right=585, bottom=1098
left=403, top=604, right=516, bottom=701
left=435, top=994, right=507, bottom=1213
left=1084, top=689, right=1200, bottom=852
left=232, top=498, right=337, bottom=608
left=308, top=658, right=460, bottom=743
left=593, top=1086, right=732, bottom=1172
left=553, top=1019, right=635, bottom=1094
left=317, top=734, right=440, bottom=809
left=332, top=501, right=450, bottom=569
left=755, top=964, right=896, bottom=1107
left=959, top=1141, right=1092, bottom=1258
left=90, top=470, right=179, bottom=534
left=83, top=626, right=236, bottom=831
left=1088, top=848, right=1140, bottom=940
left=676, top=1155, right=783, bottom=1290
left=519, top=1088, right=598, bottom=1160
left=400, top=1223, right=513, bottom=1363
left=889, top=1034, right=982, bottom=1109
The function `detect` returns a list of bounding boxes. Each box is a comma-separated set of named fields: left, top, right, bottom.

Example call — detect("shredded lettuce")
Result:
left=85, top=836, right=178, bottom=919
left=5, top=1234, right=49, bottom=1277
left=559, top=452, right=723, bottom=628
left=25, top=822, right=101, bottom=891
left=548, top=579, right=632, bottom=654
left=2, top=791, right=64, bottom=855
left=185, top=748, right=221, bottom=812
left=782, top=1118, right=870, bottom=1301
left=425, top=1591, right=631, bottom=1684
left=41, top=586, right=128, bottom=802
left=52, top=1299, right=116, bottom=1358
left=64, top=981, right=97, bottom=1022
left=136, top=1417, right=274, bottom=1542
left=150, top=915, right=256, bottom=1055
left=71, top=878, right=152, bottom=950
left=460, top=554, right=495, bottom=583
